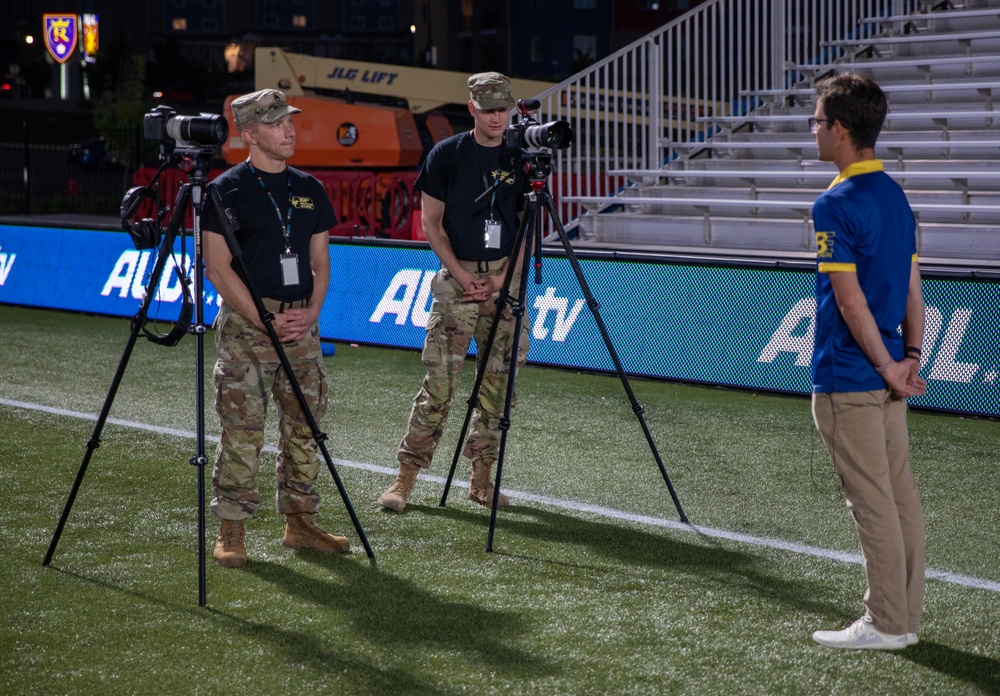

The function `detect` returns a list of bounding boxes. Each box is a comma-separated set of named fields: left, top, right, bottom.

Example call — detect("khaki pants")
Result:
left=812, top=389, right=925, bottom=635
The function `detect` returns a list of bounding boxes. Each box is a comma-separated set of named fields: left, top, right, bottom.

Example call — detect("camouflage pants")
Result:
left=211, top=304, right=329, bottom=521
left=397, top=265, right=530, bottom=470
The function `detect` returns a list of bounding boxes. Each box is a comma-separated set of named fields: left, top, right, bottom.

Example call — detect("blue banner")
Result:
left=1, top=224, right=998, bottom=416
left=0, top=225, right=214, bottom=323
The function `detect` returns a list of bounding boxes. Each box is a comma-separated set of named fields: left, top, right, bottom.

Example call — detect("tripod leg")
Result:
left=45, top=185, right=191, bottom=566
left=541, top=191, right=688, bottom=523
left=437, top=372, right=480, bottom=506
left=190, top=182, right=209, bottom=606
left=439, top=207, right=534, bottom=507
left=43, top=324, right=143, bottom=566
left=318, top=439, right=374, bottom=558
left=485, top=230, right=535, bottom=552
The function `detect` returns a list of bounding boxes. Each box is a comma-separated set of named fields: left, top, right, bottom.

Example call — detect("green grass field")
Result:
left=1, top=304, right=998, bottom=695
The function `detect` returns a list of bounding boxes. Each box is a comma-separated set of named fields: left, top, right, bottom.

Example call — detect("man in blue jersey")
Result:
left=808, top=73, right=927, bottom=650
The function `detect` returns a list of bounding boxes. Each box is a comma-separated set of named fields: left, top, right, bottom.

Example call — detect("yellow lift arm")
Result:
left=254, top=46, right=554, bottom=114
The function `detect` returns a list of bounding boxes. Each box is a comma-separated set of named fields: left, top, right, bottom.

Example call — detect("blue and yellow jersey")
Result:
left=812, top=160, right=917, bottom=393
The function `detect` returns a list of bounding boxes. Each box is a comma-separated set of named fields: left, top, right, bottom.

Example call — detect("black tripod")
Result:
left=44, top=152, right=373, bottom=607
left=439, top=154, right=688, bottom=552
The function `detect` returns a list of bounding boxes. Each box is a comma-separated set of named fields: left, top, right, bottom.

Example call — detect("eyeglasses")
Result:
left=808, top=117, right=832, bottom=133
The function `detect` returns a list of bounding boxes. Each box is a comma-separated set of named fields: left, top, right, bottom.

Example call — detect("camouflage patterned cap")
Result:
left=231, top=89, right=301, bottom=128
left=468, top=72, right=515, bottom=110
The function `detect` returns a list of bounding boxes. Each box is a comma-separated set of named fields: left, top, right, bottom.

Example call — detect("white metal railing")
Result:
left=528, top=0, right=922, bottom=236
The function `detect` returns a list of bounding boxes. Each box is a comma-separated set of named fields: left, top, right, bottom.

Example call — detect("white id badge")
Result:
left=280, top=252, right=300, bottom=286
left=484, top=220, right=502, bottom=250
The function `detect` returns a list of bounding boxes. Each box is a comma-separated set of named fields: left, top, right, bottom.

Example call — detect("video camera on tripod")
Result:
left=120, top=106, right=229, bottom=252
left=503, top=99, right=574, bottom=179
left=443, top=98, right=687, bottom=549
left=143, top=105, right=229, bottom=157
left=47, top=99, right=375, bottom=605
left=114, top=105, right=229, bottom=346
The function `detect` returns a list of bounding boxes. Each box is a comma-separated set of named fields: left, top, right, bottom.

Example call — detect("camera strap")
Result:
left=142, top=261, right=194, bottom=347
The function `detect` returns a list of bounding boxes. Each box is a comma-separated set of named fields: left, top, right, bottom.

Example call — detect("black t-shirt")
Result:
left=206, top=162, right=337, bottom=301
left=414, top=131, right=527, bottom=261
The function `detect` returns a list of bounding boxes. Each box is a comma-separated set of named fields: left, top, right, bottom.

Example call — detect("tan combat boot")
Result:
left=377, top=461, right=421, bottom=512
left=469, top=457, right=509, bottom=508
left=213, top=519, right=247, bottom=568
left=282, top=513, right=350, bottom=554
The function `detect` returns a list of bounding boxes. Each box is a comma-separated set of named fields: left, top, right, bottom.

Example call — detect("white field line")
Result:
left=5, top=397, right=998, bottom=594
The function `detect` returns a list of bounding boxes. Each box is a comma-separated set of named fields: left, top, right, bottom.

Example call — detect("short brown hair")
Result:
left=815, top=72, right=887, bottom=151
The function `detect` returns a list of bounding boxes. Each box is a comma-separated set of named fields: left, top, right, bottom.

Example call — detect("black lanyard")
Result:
left=247, top=161, right=293, bottom=252
left=473, top=136, right=503, bottom=218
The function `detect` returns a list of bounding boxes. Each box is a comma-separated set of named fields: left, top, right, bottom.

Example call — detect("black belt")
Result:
left=457, top=257, right=508, bottom=273
left=262, top=297, right=308, bottom=313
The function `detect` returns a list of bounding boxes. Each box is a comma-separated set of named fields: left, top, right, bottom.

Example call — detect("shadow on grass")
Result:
left=902, top=641, right=1000, bottom=694
left=49, top=562, right=530, bottom=694
left=409, top=502, right=844, bottom=620
left=242, top=555, right=552, bottom=686
left=206, top=601, right=454, bottom=695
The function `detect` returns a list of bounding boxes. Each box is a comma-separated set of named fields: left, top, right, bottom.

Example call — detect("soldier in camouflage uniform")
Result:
left=378, top=72, right=531, bottom=512
left=204, top=88, right=349, bottom=567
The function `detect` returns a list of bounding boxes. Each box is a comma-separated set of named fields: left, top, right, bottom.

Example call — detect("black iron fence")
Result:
left=2, top=124, right=136, bottom=216
left=0, top=123, right=191, bottom=216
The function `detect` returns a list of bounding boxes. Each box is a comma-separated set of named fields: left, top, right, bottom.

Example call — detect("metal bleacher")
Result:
left=543, top=0, right=1000, bottom=266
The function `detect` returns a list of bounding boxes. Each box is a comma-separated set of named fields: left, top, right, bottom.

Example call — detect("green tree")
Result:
left=92, top=53, right=149, bottom=168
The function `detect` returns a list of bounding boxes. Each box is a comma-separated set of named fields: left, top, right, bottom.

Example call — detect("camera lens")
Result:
left=166, top=114, right=229, bottom=147
left=522, top=120, right=574, bottom=150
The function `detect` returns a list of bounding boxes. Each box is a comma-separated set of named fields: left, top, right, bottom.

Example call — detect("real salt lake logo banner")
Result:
left=44, top=14, right=78, bottom=64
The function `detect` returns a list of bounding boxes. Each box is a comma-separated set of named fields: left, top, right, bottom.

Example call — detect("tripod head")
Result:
left=521, top=152, right=553, bottom=182
left=173, top=147, right=215, bottom=183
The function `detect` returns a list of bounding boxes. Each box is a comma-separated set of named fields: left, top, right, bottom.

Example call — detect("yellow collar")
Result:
left=828, top=159, right=884, bottom=189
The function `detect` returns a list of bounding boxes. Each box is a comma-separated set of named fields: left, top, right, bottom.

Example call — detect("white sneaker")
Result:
left=812, top=616, right=909, bottom=650
left=906, top=632, right=919, bottom=646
